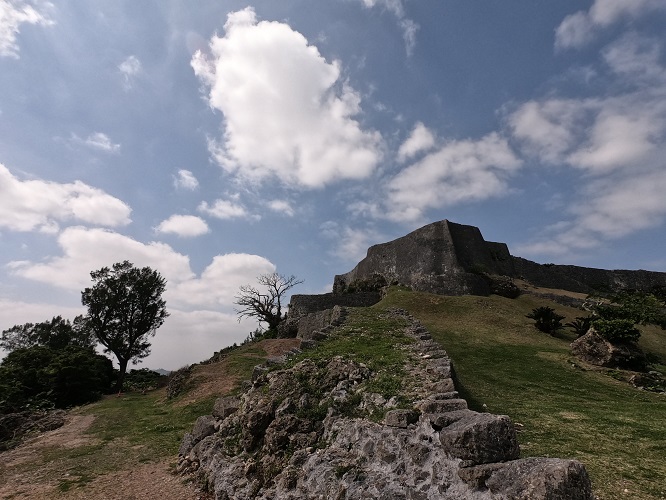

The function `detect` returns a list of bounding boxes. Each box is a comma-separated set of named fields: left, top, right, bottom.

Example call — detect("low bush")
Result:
left=592, top=319, right=641, bottom=344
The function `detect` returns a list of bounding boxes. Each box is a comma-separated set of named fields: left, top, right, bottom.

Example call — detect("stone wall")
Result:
left=333, top=219, right=666, bottom=298
left=512, top=257, right=666, bottom=294
left=334, top=220, right=494, bottom=296
left=288, top=292, right=381, bottom=318
left=178, top=309, right=594, bottom=499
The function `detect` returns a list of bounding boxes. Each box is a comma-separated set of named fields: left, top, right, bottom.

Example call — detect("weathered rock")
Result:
left=439, top=412, right=520, bottom=466
left=191, top=415, right=216, bottom=443
left=0, top=409, right=67, bottom=451
left=571, top=329, right=647, bottom=370
left=212, top=396, right=240, bottom=420
left=484, top=457, right=594, bottom=500
left=384, top=409, right=419, bottom=428
left=180, top=308, right=594, bottom=499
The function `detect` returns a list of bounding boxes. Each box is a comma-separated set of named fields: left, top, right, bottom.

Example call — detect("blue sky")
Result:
left=2, top=0, right=666, bottom=369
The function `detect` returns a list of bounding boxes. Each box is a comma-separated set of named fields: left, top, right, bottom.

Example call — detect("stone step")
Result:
left=418, top=398, right=468, bottom=414
left=428, top=391, right=459, bottom=400
left=426, top=378, right=455, bottom=393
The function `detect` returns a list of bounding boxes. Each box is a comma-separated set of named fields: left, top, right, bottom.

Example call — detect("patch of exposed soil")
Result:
left=0, top=414, right=208, bottom=499
left=178, top=338, right=301, bottom=406
left=0, top=339, right=299, bottom=499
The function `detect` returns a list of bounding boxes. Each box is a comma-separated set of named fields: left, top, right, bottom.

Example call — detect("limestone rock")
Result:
left=212, top=396, right=240, bottom=420
left=384, top=409, right=419, bottom=428
left=484, top=457, right=593, bottom=500
left=571, top=329, right=647, bottom=370
left=180, top=309, right=594, bottom=499
left=439, top=412, right=520, bottom=466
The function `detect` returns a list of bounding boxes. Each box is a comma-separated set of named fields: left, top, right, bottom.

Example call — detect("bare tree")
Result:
left=234, top=273, right=303, bottom=331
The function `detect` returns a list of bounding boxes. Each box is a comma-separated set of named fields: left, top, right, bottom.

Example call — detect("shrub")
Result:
left=526, top=307, right=565, bottom=334
left=0, top=346, right=113, bottom=414
left=592, top=319, right=641, bottom=344
left=123, top=368, right=168, bottom=392
left=565, top=316, right=594, bottom=337
left=345, top=273, right=388, bottom=293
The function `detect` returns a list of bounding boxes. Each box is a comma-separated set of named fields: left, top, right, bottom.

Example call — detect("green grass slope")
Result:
left=380, top=288, right=666, bottom=500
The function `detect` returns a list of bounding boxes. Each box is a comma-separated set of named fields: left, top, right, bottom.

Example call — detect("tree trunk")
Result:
left=115, top=357, right=129, bottom=392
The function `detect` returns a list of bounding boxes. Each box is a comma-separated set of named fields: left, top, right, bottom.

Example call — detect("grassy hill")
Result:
left=1, top=289, right=664, bottom=499
left=380, top=288, right=666, bottom=500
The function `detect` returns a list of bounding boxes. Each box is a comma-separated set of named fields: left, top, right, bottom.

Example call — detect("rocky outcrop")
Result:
left=571, top=329, right=647, bottom=370
left=333, top=219, right=666, bottom=297
left=179, top=309, right=593, bottom=499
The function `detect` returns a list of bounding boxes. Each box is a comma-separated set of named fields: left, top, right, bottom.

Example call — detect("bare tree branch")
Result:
left=234, top=273, right=303, bottom=331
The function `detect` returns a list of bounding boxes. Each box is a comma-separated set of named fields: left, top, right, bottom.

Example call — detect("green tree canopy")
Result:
left=1, top=315, right=93, bottom=352
left=81, top=261, right=169, bottom=392
left=0, top=345, right=114, bottom=414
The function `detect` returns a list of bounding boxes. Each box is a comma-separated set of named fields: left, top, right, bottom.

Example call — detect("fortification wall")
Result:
left=512, top=258, right=666, bottom=294
left=288, top=292, right=381, bottom=318
left=332, top=219, right=666, bottom=298
left=334, top=220, right=491, bottom=296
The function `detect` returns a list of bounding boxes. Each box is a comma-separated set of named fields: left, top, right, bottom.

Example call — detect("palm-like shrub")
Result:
left=526, top=307, right=565, bottom=334
left=565, top=316, right=594, bottom=337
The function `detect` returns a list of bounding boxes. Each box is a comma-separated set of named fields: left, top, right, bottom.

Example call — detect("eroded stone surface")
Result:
left=179, top=309, right=594, bottom=499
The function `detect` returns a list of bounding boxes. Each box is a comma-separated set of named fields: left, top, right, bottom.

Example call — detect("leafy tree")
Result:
left=592, top=319, right=641, bottom=344
left=591, top=291, right=666, bottom=344
left=526, top=306, right=565, bottom=334
left=1, top=315, right=93, bottom=352
left=0, top=345, right=113, bottom=414
left=81, top=261, right=169, bottom=392
left=599, top=291, right=666, bottom=327
left=234, top=273, right=303, bottom=332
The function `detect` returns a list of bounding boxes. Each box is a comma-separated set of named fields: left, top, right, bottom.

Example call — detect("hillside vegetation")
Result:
left=1, top=289, right=664, bottom=499
left=380, top=288, right=666, bottom=500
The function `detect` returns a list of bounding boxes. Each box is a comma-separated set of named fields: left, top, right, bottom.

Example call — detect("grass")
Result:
left=4, top=290, right=664, bottom=498
left=381, top=288, right=666, bottom=500
left=4, top=340, right=269, bottom=495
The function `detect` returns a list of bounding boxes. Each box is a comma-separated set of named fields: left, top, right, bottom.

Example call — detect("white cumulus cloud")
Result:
left=70, top=132, right=121, bottom=153
left=385, top=133, right=522, bottom=222
left=397, top=122, right=436, bottom=162
left=0, top=0, right=53, bottom=58
left=510, top=31, right=666, bottom=259
left=198, top=198, right=253, bottom=220
left=267, top=199, right=295, bottom=217
left=155, top=215, right=209, bottom=238
left=8, top=226, right=194, bottom=290
left=173, top=169, right=199, bottom=190
left=0, top=163, right=131, bottom=232
left=555, top=0, right=666, bottom=50
left=191, top=7, right=382, bottom=189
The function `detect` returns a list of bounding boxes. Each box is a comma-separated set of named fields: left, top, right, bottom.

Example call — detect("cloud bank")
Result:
left=192, top=7, right=382, bottom=188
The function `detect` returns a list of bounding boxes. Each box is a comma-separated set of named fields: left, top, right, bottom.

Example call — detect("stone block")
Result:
left=212, top=396, right=240, bottom=420
left=439, top=413, right=519, bottom=466
left=384, top=409, right=419, bottom=428
left=484, top=458, right=594, bottom=500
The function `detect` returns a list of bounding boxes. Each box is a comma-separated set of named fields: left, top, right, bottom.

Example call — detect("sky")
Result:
left=2, top=0, right=666, bottom=370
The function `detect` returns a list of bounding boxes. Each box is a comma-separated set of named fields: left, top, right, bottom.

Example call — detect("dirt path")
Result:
left=0, top=413, right=207, bottom=499
left=0, top=338, right=301, bottom=499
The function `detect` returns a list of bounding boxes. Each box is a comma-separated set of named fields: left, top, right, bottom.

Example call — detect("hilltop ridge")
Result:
left=333, top=219, right=666, bottom=296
